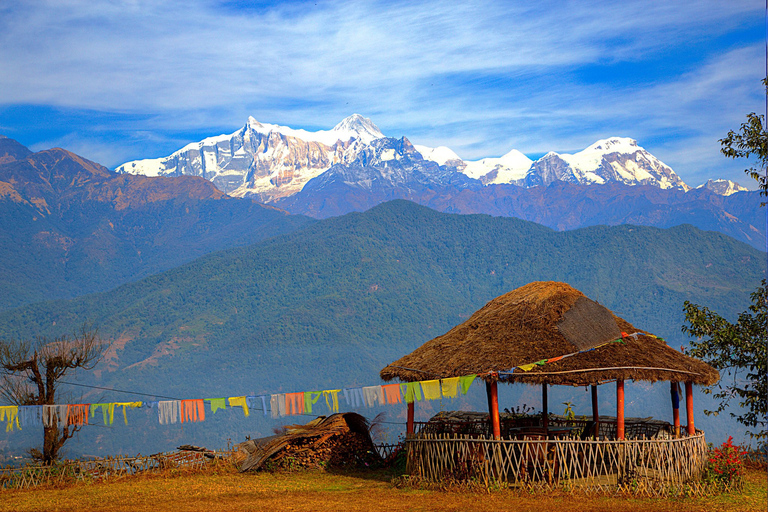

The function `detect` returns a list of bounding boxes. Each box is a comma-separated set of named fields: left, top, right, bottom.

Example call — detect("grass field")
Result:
left=1, top=465, right=765, bottom=512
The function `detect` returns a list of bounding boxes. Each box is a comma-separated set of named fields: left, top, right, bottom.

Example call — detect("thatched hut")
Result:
left=380, top=282, right=719, bottom=492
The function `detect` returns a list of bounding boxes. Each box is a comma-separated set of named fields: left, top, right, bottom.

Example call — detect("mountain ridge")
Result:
left=0, top=199, right=761, bottom=399
left=0, top=141, right=313, bottom=311
left=116, top=116, right=744, bottom=199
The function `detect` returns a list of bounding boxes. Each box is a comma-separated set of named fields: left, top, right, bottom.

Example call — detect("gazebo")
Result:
left=380, top=281, right=719, bottom=493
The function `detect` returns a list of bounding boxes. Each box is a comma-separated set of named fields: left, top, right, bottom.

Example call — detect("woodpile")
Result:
left=235, top=413, right=382, bottom=472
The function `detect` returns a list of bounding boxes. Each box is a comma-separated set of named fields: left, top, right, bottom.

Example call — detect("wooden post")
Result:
left=591, top=384, right=599, bottom=438
left=616, top=380, right=625, bottom=440
left=406, top=401, right=415, bottom=436
left=671, top=382, right=680, bottom=437
left=685, top=381, right=695, bottom=435
left=488, top=380, right=501, bottom=439
left=542, top=383, right=549, bottom=434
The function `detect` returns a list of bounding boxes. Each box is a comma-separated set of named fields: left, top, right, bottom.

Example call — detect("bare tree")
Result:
left=0, top=324, right=106, bottom=464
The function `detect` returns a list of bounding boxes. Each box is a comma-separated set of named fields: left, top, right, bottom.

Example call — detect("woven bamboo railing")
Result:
left=405, top=432, right=708, bottom=496
left=0, top=450, right=229, bottom=491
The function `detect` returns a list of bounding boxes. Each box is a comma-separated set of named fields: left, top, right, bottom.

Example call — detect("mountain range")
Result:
left=116, top=114, right=744, bottom=198
left=0, top=139, right=311, bottom=311
left=114, top=116, right=763, bottom=250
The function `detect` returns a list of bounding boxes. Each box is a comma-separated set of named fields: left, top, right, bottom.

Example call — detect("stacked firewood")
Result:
left=269, top=430, right=380, bottom=469
left=236, top=413, right=382, bottom=472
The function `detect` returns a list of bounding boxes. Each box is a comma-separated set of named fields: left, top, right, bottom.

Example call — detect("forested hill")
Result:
left=0, top=142, right=313, bottom=311
left=0, top=200, right=762, bottom=401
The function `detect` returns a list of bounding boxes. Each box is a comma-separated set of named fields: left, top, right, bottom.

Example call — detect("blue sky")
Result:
left=0, top=0, right=765, bottom=187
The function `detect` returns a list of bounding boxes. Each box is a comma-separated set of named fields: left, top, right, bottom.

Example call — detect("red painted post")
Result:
left=616, top=380, right=625, bottom=440
left=490, top=380, right=501, bottom=439
left=406, top=401, right=415, bottom=436
left=671, top=382, right=680, bottom=437
left=685, top=381, right=695, bottom=435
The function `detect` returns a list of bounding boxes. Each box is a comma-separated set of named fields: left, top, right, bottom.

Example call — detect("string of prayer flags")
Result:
left=440, top=377, right=460, bottom=398
left=115, top=402, right=142, bottom=425
left=285, top=393, right=304, bottom=415
left=362, top=386, right=384, bottom=407
left=459, top=375, right=476, bottom=395
left=343, top=388, right=365, bottom=408
left=18, top=405, right=42, bottom=428
left=400, top=382, right=422, bottom=404
left=2, top=370, right=485, bottom=432
left=67, top=404, right=89, bottom=426
left=228, top=396, right=250, bottom=417
left=323, top=390, right=341, bottom=412
left=91, top=403, right=111, bottom=425
left=158, top=401, right=180, bottom=425
left=270, top=394, right=283, bottom=419
left=420, top=380, right=442, bottom=401
left=303, top=392, right=322, bottom=414
left=246, top=396, right=267, bottom=416
left=181, top=400, right=205, bottom=423
left=42, top=405, right=68, bottom=427
left=206, top=398, right=227, bottom=414
left=382, top=384, right=402, bottom=405
left=0, top=406, right=20, bottom=432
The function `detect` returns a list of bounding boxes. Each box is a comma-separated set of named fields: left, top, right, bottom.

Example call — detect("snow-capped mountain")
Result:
left=697, top=179, right=748, bottom=196
left=522, top=138, right=689, bottom=190
left=117, top=114, right=384, bottom=202
left=462, top=149, right=533, bottom=186
left=413, top=144, right=465, bottom=168
left=273, top=136, right=481, bottom=217
left=118, top=117, right=743, bottom=203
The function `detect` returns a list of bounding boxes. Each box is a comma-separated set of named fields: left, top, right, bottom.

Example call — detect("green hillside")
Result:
left=0, top=145, right=313, bottom=311
left=0, top=200, right=762, bottom=401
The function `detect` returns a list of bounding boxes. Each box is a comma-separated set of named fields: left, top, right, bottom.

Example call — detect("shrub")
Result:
left=703, top=436, right=747, bottom=491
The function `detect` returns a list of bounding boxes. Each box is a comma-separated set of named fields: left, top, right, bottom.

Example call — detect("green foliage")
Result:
left=682, top=281, right=767, bottom=440
left=719, top=78, right=768, bottom=199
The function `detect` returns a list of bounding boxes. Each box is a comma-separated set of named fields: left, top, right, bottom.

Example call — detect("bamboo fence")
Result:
left=406, top=432, right=709, bottom=496
left=0, top=450, right=230, bottom=491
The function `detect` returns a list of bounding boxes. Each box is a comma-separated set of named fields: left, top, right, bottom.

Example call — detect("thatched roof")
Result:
left=380, top=281, right=719, bottom=386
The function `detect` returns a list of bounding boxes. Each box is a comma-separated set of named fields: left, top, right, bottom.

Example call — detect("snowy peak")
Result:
left=583, top=137, right=638, bottom=153
left=414, top=144, right=463, bottom=167
left=697, top=179, right=748, bottom=196
left=462, top=149, right=533, bottom=185
left=332, top=114, right=384, bottom=143
left=242, top=114, right=383, bottom=146
left=116, top=114, right=388, bottom=202
left=525, top=137, right=689, bottom=190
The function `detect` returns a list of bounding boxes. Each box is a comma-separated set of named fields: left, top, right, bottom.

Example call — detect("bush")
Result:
left=703, top=436, right=747, bottom=492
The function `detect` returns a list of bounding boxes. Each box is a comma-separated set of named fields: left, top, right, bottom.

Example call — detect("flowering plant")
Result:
left=703, top=436, right=747, bottom=491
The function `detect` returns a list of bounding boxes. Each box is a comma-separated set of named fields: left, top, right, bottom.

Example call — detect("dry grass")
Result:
left=1, top=464, right=765, bottom=512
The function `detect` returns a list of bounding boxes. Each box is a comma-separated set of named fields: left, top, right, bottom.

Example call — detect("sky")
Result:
left=0, top=0, right=765, bottom=188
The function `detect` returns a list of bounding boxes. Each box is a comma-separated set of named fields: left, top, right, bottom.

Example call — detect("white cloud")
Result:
left=0, top=0, right=764, bottom=181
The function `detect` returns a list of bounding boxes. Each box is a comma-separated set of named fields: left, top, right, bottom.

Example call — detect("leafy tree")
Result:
left=0, top=324, right=106, bottom=463
left=682, top=283, right=767, bottom=440
left=682, top=82, right=768, bottom=441
left=719, top=77, right=768, bottom=199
